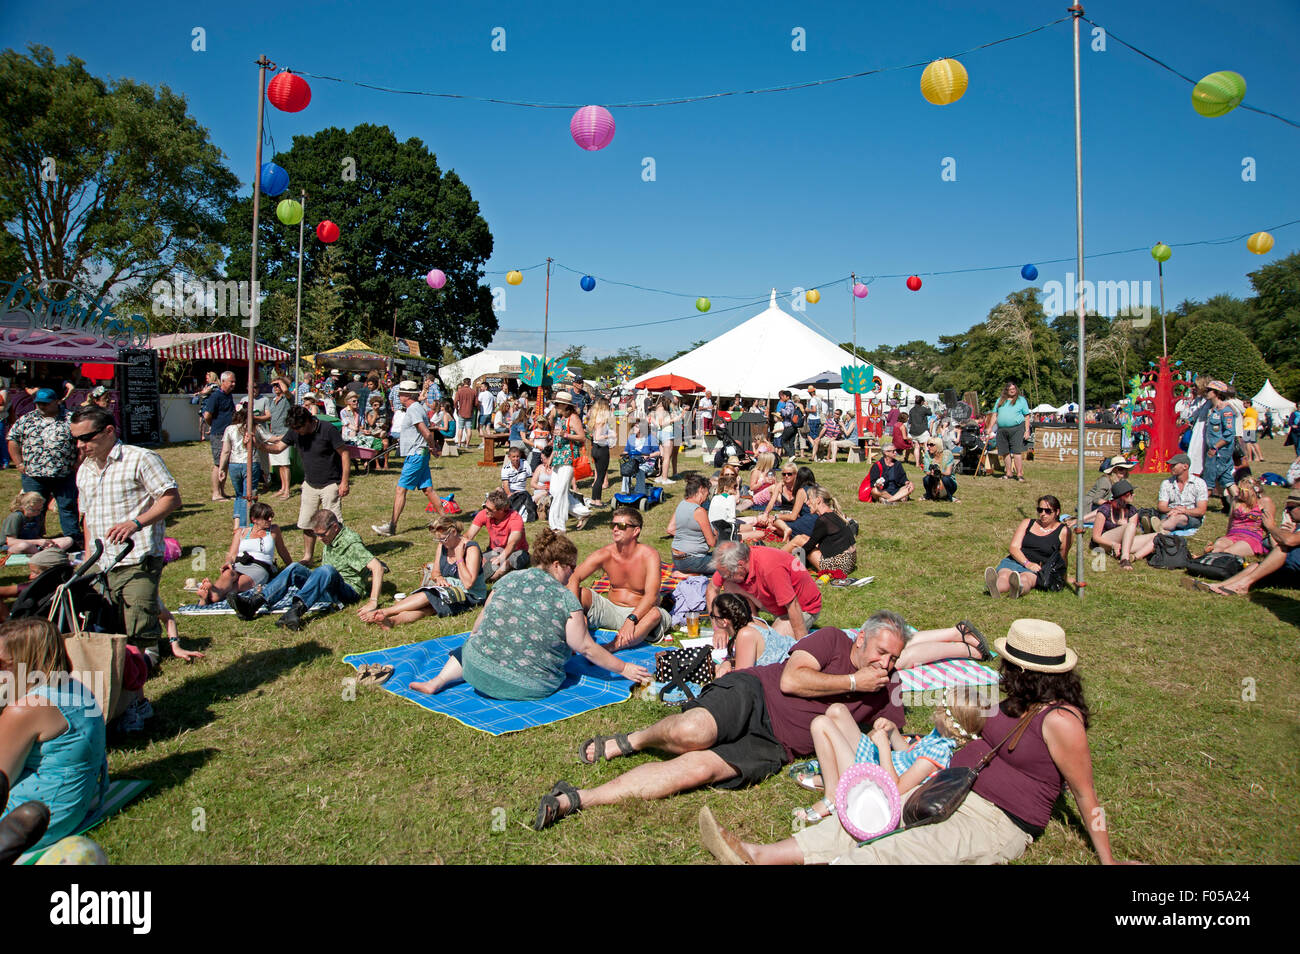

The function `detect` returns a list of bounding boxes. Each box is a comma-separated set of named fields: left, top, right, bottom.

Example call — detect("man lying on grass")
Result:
left=532, top=611, right=907, bottom=830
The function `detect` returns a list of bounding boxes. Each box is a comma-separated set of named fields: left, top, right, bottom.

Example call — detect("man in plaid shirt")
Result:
left=70, top=406, right=181, bottom=659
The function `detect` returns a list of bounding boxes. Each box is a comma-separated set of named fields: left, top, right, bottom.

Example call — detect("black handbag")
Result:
left=902, top=704, right=1049, bottom=828
left=654, top=646, right=716, bottom=704
left=1147, top=533, right=1190, bottom=570
left=1034, top=550, right=1067, bottom=591
left=1184, top=552, right=1245, bottom=581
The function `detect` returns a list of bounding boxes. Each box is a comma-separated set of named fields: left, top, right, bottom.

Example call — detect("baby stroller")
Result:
left=10, top=540, right=128, bottom=635
left=712, top=418, right=757, bottom=470
left=955, top=423, right=985, bottom=476
left=616, top=451, right=665, bottom=512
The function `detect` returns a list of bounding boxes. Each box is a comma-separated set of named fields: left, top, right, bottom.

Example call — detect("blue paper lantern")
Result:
left=1021, top=264, right=1038, bottom=281
left=580, top=275, right=596, bottom=292
left=260, top=162, right=289, bottom=197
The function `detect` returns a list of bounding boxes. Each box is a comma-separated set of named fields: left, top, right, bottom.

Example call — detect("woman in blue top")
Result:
left=709, top=592, right=796, bottom=674
left=992, top=381, right=1032, bottom=481
left=0, top=618, right=107, bottom=852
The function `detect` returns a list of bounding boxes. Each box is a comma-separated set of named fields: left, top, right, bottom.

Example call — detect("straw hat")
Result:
left=553, top=390, right=575, bottom=406
left=1099, top=455, right=1134, bottom=474
left=397, top=380, right=420, bottom=394
left=995, top=619, right=1078, bottom=673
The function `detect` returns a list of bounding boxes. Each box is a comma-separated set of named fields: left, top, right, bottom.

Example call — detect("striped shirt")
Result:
left=76, top=441, right=178, bottom=568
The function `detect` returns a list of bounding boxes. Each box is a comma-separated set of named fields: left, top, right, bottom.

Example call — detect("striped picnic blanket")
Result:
left=590, top=560, right=689, bottom=595
left=16, top=778, right=151, bottom=864
left=897, top=658, right=1000, bottom=692
left=174, top=592, right=336, bottom=616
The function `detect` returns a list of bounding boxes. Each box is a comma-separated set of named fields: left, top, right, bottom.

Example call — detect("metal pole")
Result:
left=539, top=257, right=552, bottom=414
left=246, top=55, right=271, bottom=512
left=293, top=188, right=305, bottom=401
left=1157, top=256, right=1167, bottom=356
left=1070, top=6, right=1087, bottom=596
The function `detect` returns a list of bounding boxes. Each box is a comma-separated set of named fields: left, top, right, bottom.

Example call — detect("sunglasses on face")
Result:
left=611, top=522, right=636, bottom=531
left=74, top=426, right=107, bottom=443
left=1036, top=506, right=1056, bottom=514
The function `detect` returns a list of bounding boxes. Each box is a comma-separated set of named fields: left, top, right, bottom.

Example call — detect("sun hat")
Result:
left=1100, top=455, right=1134, bottom=474
left=1167, top=452, right=1191, bottom=468
left=30, top=548, right=71, bottom=570
left=994, top=618, right=1078, bottom=673
left=34, top=388, right=58, bottom=403
left=397, top=380, right=420, bottom=394
left=1285, top=490, right=1300, bottom=510
left=834, top=762, right=902, bottom=842
left=1109, top=478, right=1135, bottom=497
left=553, top=390, right=575, bottom=405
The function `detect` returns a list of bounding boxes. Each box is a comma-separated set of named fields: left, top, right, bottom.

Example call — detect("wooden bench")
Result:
left=479, top=432, right=511, bottom=467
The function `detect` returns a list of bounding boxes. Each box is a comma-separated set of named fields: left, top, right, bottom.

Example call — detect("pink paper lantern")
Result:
left=426, top=269, right=447, bottom=289
left=316, top=220, right=339, bottom=244
left=852, top=283, right=869, bottom=299
left=570, top=105, right=616, bottom=151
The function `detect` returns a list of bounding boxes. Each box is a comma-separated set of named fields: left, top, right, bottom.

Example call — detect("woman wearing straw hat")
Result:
left=699, top=619, right=1136, bottom=865
left=547, top=391, right=591, bottom=532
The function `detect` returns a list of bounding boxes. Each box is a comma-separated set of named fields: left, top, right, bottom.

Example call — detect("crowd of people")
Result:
left=1, top=361, right=1296, bottom=866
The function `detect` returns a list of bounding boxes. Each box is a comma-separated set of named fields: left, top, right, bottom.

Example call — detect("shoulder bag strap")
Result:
left=973, top=703, right=1048, bottom=772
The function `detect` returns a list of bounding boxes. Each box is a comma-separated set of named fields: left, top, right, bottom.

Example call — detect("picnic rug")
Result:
left=343, top=629, right=662, bottom=735
left=174, top=592, right=335, bottom=616
left=16, top=778, right=151, bottom=864
left=896, top=657, right=1000, bottom=692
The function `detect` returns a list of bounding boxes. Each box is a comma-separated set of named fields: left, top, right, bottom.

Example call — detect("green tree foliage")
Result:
left=0, top=46, right=237, bottom=301
left=223, top=124, right=496, bottom=358
left=1172, top=322, right=1270, bottom=397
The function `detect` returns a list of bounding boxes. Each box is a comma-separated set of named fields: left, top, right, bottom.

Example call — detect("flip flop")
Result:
left=359, top=664, right=394, bottom=686
left=956, top=620, right=990, bottom=659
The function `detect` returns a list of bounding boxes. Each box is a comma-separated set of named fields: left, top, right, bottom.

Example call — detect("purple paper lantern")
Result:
left=570, top=106, right=616, bottom=151
left=852, top=283, right=869, bottom=299
left=426, top=269, right=447, bottom=290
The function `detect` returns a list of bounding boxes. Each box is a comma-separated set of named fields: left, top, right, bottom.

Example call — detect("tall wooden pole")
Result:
left=246, top=55, right=271, bottom=513
left=293, top=188, right=306, bottom=400
left=1070, top=6, right=1087, bottom=596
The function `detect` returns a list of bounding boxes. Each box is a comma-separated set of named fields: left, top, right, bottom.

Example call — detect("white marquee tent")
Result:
left=438, top=349, right=530, bottom=386
left=629, top=291, right=932, bottom=409
left=1251, top=379, right=1295, bottom=418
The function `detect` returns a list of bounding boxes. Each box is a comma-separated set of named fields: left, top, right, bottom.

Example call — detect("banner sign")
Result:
left=1034, top=425, right=1123, bottom=464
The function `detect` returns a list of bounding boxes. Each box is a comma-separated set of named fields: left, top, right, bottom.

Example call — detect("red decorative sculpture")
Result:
left=1132, top=356, right=1192, bottom=474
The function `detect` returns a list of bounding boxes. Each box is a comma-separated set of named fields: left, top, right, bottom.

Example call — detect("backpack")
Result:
left=1147, top=533, right=1190, bottom=570
left=1184, top=552, right=1245, bottom=581
left=790, top=405, right=805, bottom=429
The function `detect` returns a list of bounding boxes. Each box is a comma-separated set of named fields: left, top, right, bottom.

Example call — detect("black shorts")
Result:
left=682, top=672, right=786, bottom=789
left=996, top=425, right=1026, bottom=456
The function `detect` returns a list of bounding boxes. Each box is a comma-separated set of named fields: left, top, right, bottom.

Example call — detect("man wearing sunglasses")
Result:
left=1207, top=491, right=1300, bottom=595
left=70, top=406, right=181, bottom=662
left=568, top=506, right=671, bottom=649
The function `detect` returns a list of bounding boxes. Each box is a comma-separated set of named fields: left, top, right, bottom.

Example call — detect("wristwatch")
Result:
left=626, top=613, right=639, bottom=624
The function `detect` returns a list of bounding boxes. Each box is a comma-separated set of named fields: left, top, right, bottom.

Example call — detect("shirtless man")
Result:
left=568, top=505, right=671, bottom=649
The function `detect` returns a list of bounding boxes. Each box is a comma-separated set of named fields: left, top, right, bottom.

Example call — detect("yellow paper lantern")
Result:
left=920, top=59, right=968, bottom=106
left=1247, top=231, right=1274, bottom=255
left=806, top=288, right=821, bottom=304
left=506, top=270, right=523, bottom=286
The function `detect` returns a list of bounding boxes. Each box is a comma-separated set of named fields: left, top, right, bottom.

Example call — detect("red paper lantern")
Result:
left=267, top=72, right=312, bottom=113
left=906, top=275, right=922, bottom=291
left=316, top=220, right=340, bottom=244
left=81, top=363, right=115, bottom=381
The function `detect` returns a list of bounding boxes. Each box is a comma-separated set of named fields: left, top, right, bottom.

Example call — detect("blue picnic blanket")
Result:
left=343, top=629, right=662, bottom=736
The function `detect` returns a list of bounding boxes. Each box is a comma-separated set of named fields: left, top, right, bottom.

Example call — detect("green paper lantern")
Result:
left=696, top=297, right=711, bottom=313
left=1191, top=71, right=1246, bottom=118
left=276, top=199, right=303, bottom=226
left=1151, top=242, right=1172, bottom=263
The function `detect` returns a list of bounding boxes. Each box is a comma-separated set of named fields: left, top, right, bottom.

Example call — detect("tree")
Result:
left=222, top=124, right=496, bottom=358
left=1172, top=322, right=1270, bottom=397
left=0, top=46, right=237, bottom=300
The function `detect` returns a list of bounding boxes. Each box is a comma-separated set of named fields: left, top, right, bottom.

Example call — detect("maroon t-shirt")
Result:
left=750, top=627, right=902, bottom=761
left=951, top=703, right=1067, bottom=829
left=455, top=386, right=476, bottom=420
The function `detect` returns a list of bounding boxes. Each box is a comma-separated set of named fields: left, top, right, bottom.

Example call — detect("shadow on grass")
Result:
left=368, top=540, right=414, bottom=558
left=114, top=642, right=332, bottom=752
left=1247, top=588, right=1300, bottom=627
left=923, top=510, right=954, bottom=519
left=121, top=746, right=220, bottom=798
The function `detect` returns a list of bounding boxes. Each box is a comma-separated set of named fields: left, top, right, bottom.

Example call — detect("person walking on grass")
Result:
left=373, top=381, right=443, bottom=537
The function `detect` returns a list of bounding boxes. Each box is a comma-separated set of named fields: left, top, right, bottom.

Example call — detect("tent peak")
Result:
left=770, top=289, right=777, bottom=308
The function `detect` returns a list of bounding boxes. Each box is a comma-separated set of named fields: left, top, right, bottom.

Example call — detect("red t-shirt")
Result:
left=455, top=386, right=476, bottom=419
left=710, top=545, right=822, bottom=617
left=751, top=627, right=903, bottom=761
left=472, top=508, right=528, bottom=551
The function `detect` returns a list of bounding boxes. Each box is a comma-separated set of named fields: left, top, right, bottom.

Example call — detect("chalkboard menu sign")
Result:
left=116, top=348, right=161, bottom=444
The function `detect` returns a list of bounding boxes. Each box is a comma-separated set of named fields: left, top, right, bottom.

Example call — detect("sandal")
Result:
left=956, top=620, right=990, bottom=659
left=1120, top=558, right=1134, bottom=571
left=793, top=797, right=836, bottom=824
left=534, top=779, right=582, bottom=830
left=359, top=664, right=394, bottom=686
left=577, top=732, right=636, bottom=764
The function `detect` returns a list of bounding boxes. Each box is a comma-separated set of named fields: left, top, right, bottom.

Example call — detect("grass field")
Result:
left=6, top=437, right=1297, bottom=864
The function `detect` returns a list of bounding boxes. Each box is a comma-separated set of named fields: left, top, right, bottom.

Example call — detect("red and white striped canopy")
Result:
left=150, top=332, right=290, bottom=363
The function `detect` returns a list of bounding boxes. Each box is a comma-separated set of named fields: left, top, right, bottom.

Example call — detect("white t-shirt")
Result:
left=708, top=493, right=736, bottom=525
left=1158, top=474, right=1208, bottom=510
left=500, top=458, right=532, bottom=494
left=477, top=390, right=495, bottom=417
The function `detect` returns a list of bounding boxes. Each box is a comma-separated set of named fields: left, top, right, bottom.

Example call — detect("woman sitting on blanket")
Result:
left=196, top=502, right=293, bottom=605
left=792, top=687, right=988, bottom=823
left=710, top=592, right=796, bottom=675
left=738, top=452, right=777, bottom=512
left=409, top=529, right=652, bottom=700
left=1202, top=478, right=1273, bottom=560
left=0, top=618, right=107, bottom=852
left=360, top=518, right=488, bottom=629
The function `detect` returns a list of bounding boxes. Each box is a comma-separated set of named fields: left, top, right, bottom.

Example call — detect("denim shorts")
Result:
left=997, top=557, right=1030, bottom=575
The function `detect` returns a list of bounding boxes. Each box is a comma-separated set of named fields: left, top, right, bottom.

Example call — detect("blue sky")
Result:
left=4, top=0, right=1297, bottom=359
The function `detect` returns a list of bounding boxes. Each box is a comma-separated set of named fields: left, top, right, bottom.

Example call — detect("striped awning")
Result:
left=150, top=333, right=290, bottom=363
